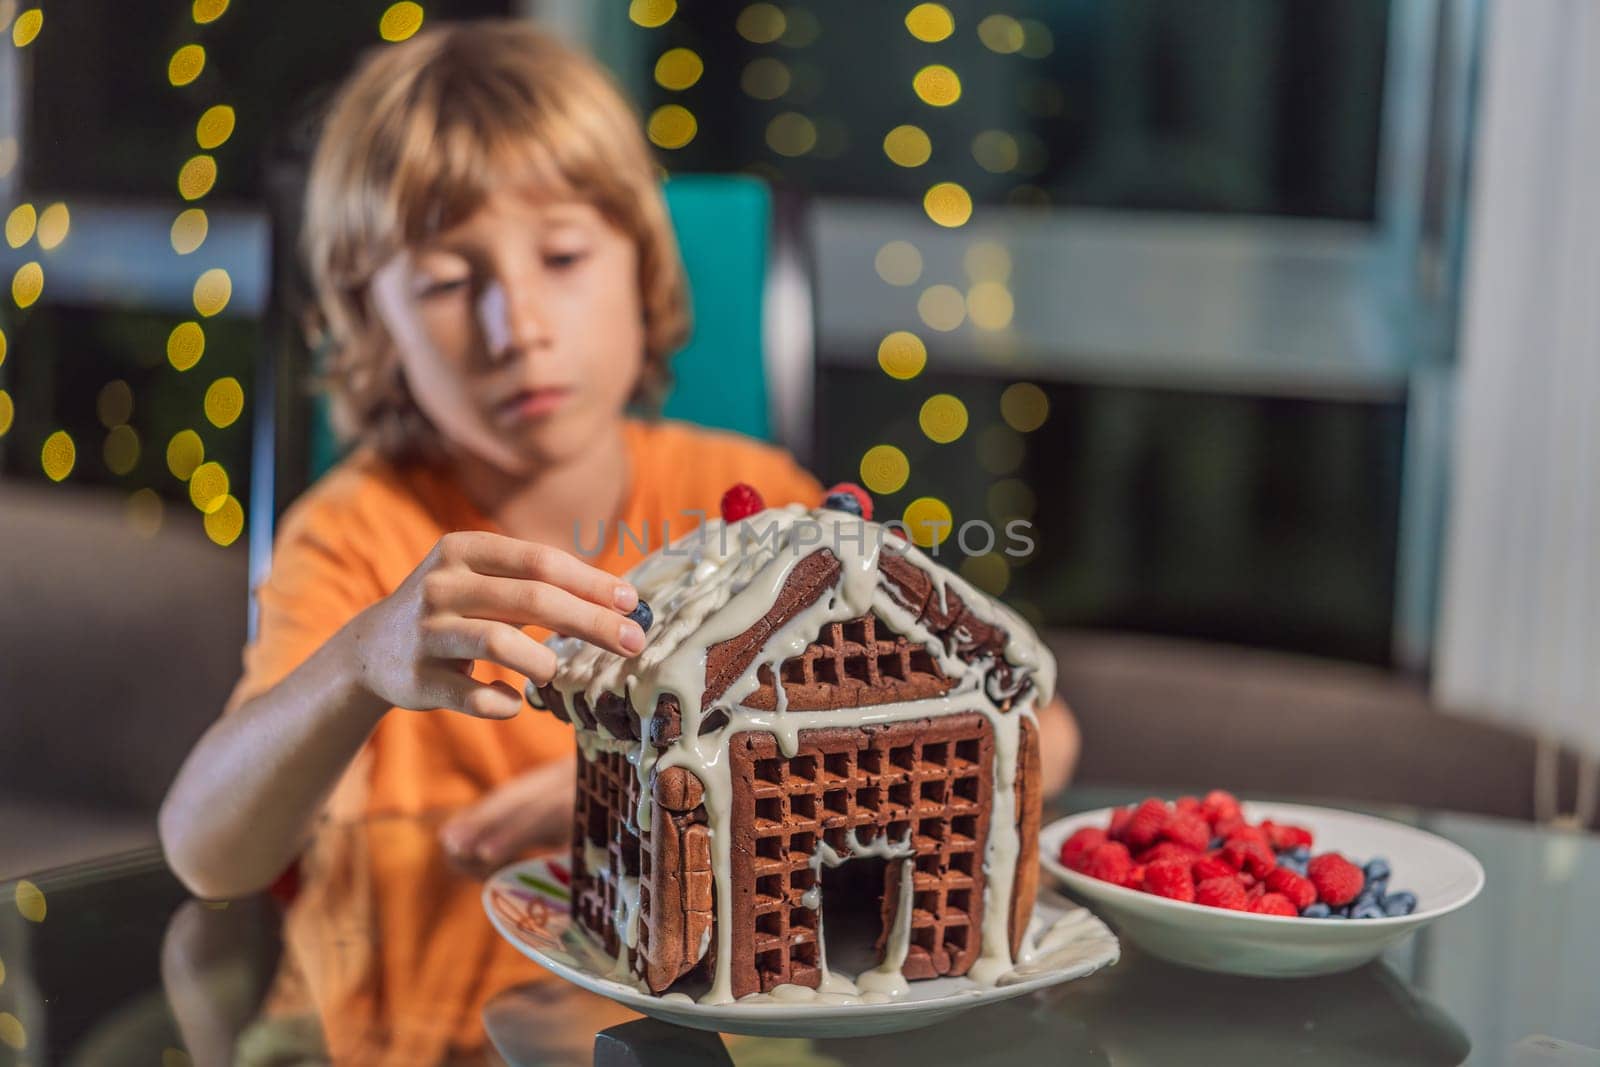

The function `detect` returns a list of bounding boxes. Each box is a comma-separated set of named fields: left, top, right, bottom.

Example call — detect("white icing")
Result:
left=544, top=506, right=1056, bottom=1004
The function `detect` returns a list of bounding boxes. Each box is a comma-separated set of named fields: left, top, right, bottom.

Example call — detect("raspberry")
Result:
left=1226, top=824, right=1271, bottom=850
left=1251, top=892, right=1298, bottom=917
left=1262, top=821, right=1315, bottom=851
left=1195, top=876, right=1250, bottom=911
left=1307, top=853, right=1364, bottom=907
left=1174, top=795, right=1202, bottom=816
left=1143, top=859, right=1196, bottom=902
left=1121, top=798, right=1169, bottom=850
left=1201, top=789, right=1242, bottom=826
left=1107, top=806, right=1134, bottom=841
left=1122, top=864, right=1147, bottom=890
left=1221, top=837, right=1277, bottom=878
left=720, top=483, right=765, bottom=522
left=1059, top=827, right=1107, bottom=872
left=1161, top=811, right=1212, bottom=852
left=821, top=482, right=873, bottom=520
left=1192, top=854, right=1236, bottom=882
left=1136, top=841, right=1201, bottom=866
left=1084, top=841, right=1134, bottom=885
left=1211, top=814, right=1246, bottom=840
left=1265, top=867, right=1318, bottom=910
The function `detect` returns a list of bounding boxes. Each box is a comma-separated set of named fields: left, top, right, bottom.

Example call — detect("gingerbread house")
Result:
left=529, top=499, right=1056, bottom=1003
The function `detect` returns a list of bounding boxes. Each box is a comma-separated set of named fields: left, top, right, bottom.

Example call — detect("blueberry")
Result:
left=822, top=490, right=864, bottom=517
left=1333, top=905, right=1353, bottom=918
left=626, top=598, right=654, bottom=633
left=1290, top=846, right=1311, bottom=863
left=1383, top=891, right=1417, bottom=917
left=1301, top=902, right=1332, bottom=918
left=1278, top=855, right=1308, bottom=876
left=1351, top=901, right=1386, bottom=920
left=1209, top=837, right=1225, bottom=850
left=1364, top=857, right=1391, bottom=883
left=1364, top=876, right=1388, bottom=899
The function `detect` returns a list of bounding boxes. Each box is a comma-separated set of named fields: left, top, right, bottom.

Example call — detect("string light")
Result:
left=882, top=124, right=932, bottom=168
left=195, top=104, right=235, bottom=149
left=902, top=497, right=953, bottom=548
left=171, top=209, right=208, bottom=254
left=912, top=64, right=961, bottom=107
left=127, top=489, right=164, bottom=538
left=960, top=553, right=1010, bottom=596
left=0, top=325, right=6, bottom=366
left=40, top=430, right=75, bottom=482
left=977, top=14, right=1024, bottom=54
left=204, top=376, right=244, bottom=428
left=654, top=48, right=703, bottom=91
left=904, top=3, right=954, bottom=43
left=859, top=444, right=910, bottom=496
left=916, top=284, right=965, bottom=331
left=104, top=425, right=140, bottom=475
left=11, top=261, right=42, bottom=307
left=646, top=105, right=697, bottom=149
left=0, top=390, right=13, bottom=437
left=877, top=331, right=927, bottom=380
left=192, top=268, right=232, bottom=317
left=873, top=241, right=922, bottom=286
left=10, top=7, right=40, bottom=47
left=379, top=1, right=424, bottom=42
left=736, top=3, right=786, bottom=44
left=4, top=203, right=34, bottom=247
left=1000, top=382, right=1050, bottom=432
left=166, top=429, right=205, bottom=480
left=96, top=380, right=134, bottom=428
left=765, top=112, right=816, bottom=157
left=964, top=242, right=1012, bottom=283
left=0, top=1011, right=24, bottom=1052
left=167, top=322, right=206, bottom=370
left=177, top=155, right=217, bottom=200
left=35, top=202, right=68, bottom=249
left=628, top=0, right=676, bottom=28
left=922, top=182, right=972, bottom=227
left=205, top=494, right=245, bottom=546
left=967, top=281, right=1015, bottom=331
left=1018, top=19, right=1054, bottom=59
left=188, top=461, right=229, bottom=513
left=778, top=8, right=820, bottom=47
left=168, top=44, right=206, bottom=86
left=741, top=57, right=790, bottom=100
left=972, top=130, right=1019, bottom=173
left=192, top=0, right=229, bottom=24
left=918, top=394, right=968, bottom=443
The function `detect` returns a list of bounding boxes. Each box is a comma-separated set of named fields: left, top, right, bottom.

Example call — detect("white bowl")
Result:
left=1040, top=801, right=1485, bottom=978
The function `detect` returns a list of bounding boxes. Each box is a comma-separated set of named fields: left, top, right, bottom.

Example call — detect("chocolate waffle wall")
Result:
left=570, top=746, right=643, bottom=965
left=727, top=711, right=999, bottom=998
left=744, top=612, right=956, bottom=711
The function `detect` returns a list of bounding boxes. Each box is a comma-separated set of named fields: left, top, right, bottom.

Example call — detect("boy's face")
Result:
left=371, top=189, right=645, bottom=474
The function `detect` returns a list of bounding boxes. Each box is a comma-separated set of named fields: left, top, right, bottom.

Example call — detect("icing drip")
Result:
left=545, top=506, right=1057, bottom=1003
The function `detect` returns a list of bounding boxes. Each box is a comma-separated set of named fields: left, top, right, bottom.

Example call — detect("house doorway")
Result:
left=819, top=855, right=891, bottom=976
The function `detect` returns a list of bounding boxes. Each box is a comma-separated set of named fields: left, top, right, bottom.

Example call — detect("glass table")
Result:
left=1, top=788, right=1595, bottom=1066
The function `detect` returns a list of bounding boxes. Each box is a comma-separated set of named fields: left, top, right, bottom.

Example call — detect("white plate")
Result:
left=1041, top=801, right=1485, bottom=978
left=483, top=854, right=1120, bottom=1037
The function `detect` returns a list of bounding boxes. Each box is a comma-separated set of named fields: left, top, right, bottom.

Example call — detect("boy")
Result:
left=159, top=21, right=1079, bottom=902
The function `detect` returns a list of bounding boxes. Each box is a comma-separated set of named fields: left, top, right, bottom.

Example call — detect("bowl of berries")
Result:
left=1040, top=792, right=1484, bottom=977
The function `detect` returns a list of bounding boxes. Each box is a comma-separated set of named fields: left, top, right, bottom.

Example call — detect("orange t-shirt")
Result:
left=227, top=416, right=825, bottom=819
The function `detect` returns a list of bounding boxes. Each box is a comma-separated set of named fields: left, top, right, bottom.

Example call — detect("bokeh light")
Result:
left=964, top=241, right=1013, bottom=283
left=912, top=64, right=962, bottom=107
left=988, top=477, right=1037, bottom=521
left=647, top=105, right=697, bottom=149
left=736, top=3, right=786, bottom=44
left=628, top=0, right=676, bottom=28
left=379, top=1, right=424, bottom=42
left=1001, top=382, right=1050, bottom=432
left=877, top=331, right=927, bottom=380
left=96, top=380, right=133, bottom=428
left=193, top=268, right=232, bottom=317
left=195, top=104, right=236, bottom=149
left=882, top=124, right=932, bottom=168
left=35, top=202, right=68, bottom=250
left=0, top=325, right=6, bottom=367
left=103, top=425, right=140, bottom=476
left=11, top=261, right=42, bottom=307
left=903, top=496, right=953, bottom=547
left=654, top=47, right=703, bottom=90
left=1019, top=19, right=1055, bottom=59
left=0, top=390, right=12, bottom=437
left=972, top=130, right=1019, bottom=173
left=13, top=880, right=44, bottom=922
left=192, top=0, right=229, bottom=24
left=168, top=44, right=206, bottom=86
left=204, top=376, right=244, bottom=428
left=127, top=488, right=164, bottom=538
left=10, top=8, right=40, bottom=47
left=860, top=444, right=910, bottom=495
left=977, top=14, right=1025, bottom=53
left=189, top=461, right=229, bottom=513
left=967, top=281, right=1015, bottom=331
left=40, top=430, right=75, bottom=482
left=167, top=321, right=206, bottom=370
left=960, top=552, right=1010, bottom=596
left=166, top=429, right=205, bottom=480
left=741, top=57, right=790, bottom=99
left=917, top=283, right=965, bottom=331
left=904, top=3, right=954, bottom=42
left=873, top=240, right=922, bottom=286
left=923, top=181, right=972, bottom=227
left=780, top=8, right=821, bottom=47
left=5, top=203, right=35, bottom=248
left=0, top=1011, right=23, bottom=1052
left=177, top=155, right=217, bottom=200
left=977, top=425, right=1024, bottom=474
left=205, top=494, right=245, bottom=546
left=171, top=208, right=208, bottom=254
left=766, top=112, right=817, bottom=157
left=919, top=393, right=968, bottom=443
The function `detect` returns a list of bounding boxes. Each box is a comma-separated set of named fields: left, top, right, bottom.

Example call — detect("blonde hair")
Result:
left=303, top=20, right=690, bottom=459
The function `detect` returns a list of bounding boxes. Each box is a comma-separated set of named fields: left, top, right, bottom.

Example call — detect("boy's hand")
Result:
left=439, top=758, right=576, bottom=871
left=348, top=531, right=642, bottom=720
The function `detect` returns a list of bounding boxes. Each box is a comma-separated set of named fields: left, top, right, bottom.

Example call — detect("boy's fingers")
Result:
left=450, top=575, right=645, bottom=657
left=419, top=668, right=523, bottom=721
left=441, top=531, right=635, bottom=611
left=422, top=617, right=559, bottom=686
